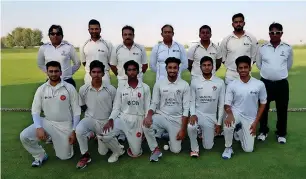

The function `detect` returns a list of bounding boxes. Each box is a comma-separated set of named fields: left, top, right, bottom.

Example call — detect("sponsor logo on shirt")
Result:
left=250, top=91, right=259, bottom=95
left=133, top=52, right=139, bottom=55
left=280, top=51, right=285, bottom=57
left=212, top=86, right=217, bottom=91
left=127, top=100, right=140, bottom=105
left=197, top=87, right=203, bottom=90
left=165, top=98, right=177, bottom=106
left=44, top=96, right=52, bottom=99
left=60, top=95, right=66, bottom=101
left=172, top=50, right=180, bottom=52
left=209, top=52, right=216, bottom=55
left=244, top=43, right=250, bottom=46
left=61, top=51, right=69, bottom=56
left=98, top=49, right=105, bottom=52
left=176, top=90, right=181, bottom=95
left=138, top=92, right=141, bottom=98
left=199, top=96, right=216, bottom=103
left=122, top=93, right=129, bottom=96
left=163, top=90, right=168, bottom=92
left=136, top=132, right=142, bottom=138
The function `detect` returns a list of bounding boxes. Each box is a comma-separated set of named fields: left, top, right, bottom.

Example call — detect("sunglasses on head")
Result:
left=49, top=32, right=62, bottom=36
left=269, top=31, right=282, bottom=35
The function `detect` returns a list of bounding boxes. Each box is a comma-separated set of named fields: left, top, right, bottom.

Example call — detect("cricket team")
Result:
left=20, top=13, right=294, bottom=169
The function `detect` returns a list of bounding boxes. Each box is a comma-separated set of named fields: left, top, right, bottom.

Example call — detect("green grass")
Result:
left=1, top=48, right=306, bottom=179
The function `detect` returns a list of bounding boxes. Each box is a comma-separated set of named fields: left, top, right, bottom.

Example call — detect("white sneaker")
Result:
left=108, top=149, right=125, bottom=163
left=234, top=132, right=240, bottom=141
left=222, top=147, right=234, bottom=159
left=257, top=133, right=268, bottom=141
left=277, top=137, right=286, bottom=144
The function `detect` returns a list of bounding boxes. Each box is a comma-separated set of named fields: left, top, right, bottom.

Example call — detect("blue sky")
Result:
left=1, top=1, right=306, bottom=47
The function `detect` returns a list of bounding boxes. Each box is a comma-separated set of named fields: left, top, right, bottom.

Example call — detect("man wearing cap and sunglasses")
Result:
left=256, top=22, right=293, bottom=144
left=37, top=25, right=81, bottom=88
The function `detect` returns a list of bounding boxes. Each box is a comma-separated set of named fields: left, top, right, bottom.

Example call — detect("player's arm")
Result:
left=104, top=87, right=122, bottom=132
left=141, top=45, right=148, bottom=73
left=180, top=44, right=188, bottom=71
left=80, top=43, right=86, bottom=67
left=220, top=37, right=228, bottom=64
left=250, top=36, right=259, bottom=64
left=217, top=81, right=226, bottom=126
left=255, top=46, right=262, bottom=70
left=78, top=86, right=87, bottom=111
left=187, top=45, right=195, bottom=72
left=110, top=46, right=118, bottom=76
left=216, top=46, right=223, bottom=71
left=177, top=84, right=190, bottom=140
left=224, top=84, right=235, bottom=127
left=68, top=86, right=81, bottom=144
left=31, top=87, right=47, bottom=140
left=189, top=81, right=197, bottom=125
left=287, top=47, right=293, bottom=70
left=70, top=46, right=81, bottom=74
left=144, top=82, right=159, bottom=127
left=144, top=85, right=151, bottom=116
left=149, top=45, right=158, bottom=73
left=37, top=46, right=47, bottom=73
left=107, top=42, right=114, bottom=67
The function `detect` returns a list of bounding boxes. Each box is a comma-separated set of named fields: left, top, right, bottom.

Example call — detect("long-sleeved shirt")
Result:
left=150, top=41, right=188, bottom=81
left=190, top=75, right=225, bottom=125
left=37, top=41, right=81, bottom=80
left=150, top=77, right=190, bottom=121
left=256, top=41, right=293, bottom=81
left=109, top=81, right=151, bottom=120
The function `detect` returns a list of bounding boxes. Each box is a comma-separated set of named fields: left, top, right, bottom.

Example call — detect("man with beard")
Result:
left=220, top=13, right=258, bottom=86
left=101, top=60, right=151, bottom=160
left=20, top=61, right=81, bottom=167
left=187, top=56, right=225, bottom=158
left=222, top=56, right=267, bottom=159
left=75, top=60, right=117, bottom=169
left=80, top=19, right=113, bottom=85
left=150, top=24, right=188, bottom=82
left=188, top=25, right=222, bottom=80
left=256, top=23, right=293, bottom=144
left=110, top=25, right=148, bottom=88
left=143, top=57, right=190, bottom=162
left=37, top=25, right=81, bottom=88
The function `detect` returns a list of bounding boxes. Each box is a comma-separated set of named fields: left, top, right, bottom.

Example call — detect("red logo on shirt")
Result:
left=212, top=86, right=217, bottom=91
left=136, top=132, right=142, bottom=138
left=60, top=95, right=66, bottom=101
left=138, top=92, right=141, bottom=98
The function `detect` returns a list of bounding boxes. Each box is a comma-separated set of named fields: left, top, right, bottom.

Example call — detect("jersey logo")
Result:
left=136, top=132, right=142, bottom=138
left=138, top=92, right=141, bottom=98
left=280, top=51, right=285, bottom=56
left=44, top=96, right=52, bottom=99
left=173, top=50, right=180, bottom=52
left=133, top=52, right=139, bottom=55
left=98, top=49, right=105, bottom=52
left=197, top=87, right=203, bottom=90
left=122, top=93, right=129, bottom=96
left=212, top=86, right=217, bottom=91
left=176, top=90, right=181, bottom=95
left=244, top=43, right=250, bottom=46
left=250, top=91, right=259, bottom=95
left=127, top=101, right=139, bottom=105
left=209, top=52, right=216, bottom=55
left=61, top=51, right=68, bottom=56
left=163, top=90, right=168, bottom=92
left=60, top=95, right=66, bottom=101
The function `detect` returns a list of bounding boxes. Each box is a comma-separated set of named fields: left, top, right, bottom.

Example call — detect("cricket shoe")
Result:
left=190, top=151, right=199, bottom=158
left=150, top=147, right=163, bottom=162
left=76, top=152, right=91, bottom=169
left=127, top=148, right=143, bottom=158
left=45, top=136, right=53, bottom=144
left=257, top=133, right=268, bottom=141
left=222, top=147, right=234, bottom=159
left=32, top=153, right=48, bottom=167
left=108, top=149, right=125, bottom=163
left=276, top=135, right=286, bottom=144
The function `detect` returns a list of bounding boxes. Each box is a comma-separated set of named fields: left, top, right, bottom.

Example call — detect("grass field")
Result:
left=1, top=48, right=306, bottom=179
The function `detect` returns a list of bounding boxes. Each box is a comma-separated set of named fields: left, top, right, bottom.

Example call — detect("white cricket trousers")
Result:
left=224, top=114, right=255, bottom=152
left=101, top=114, right=144, bottom=156
left=187, top=113, right=217, bottom=152
left=143, top=114, right=182, bottom=153
left=84, top=72, right=111, bottom=85
left=20, top=119, right=74, bottom=160
left=75, top=117, right=109, bottom=155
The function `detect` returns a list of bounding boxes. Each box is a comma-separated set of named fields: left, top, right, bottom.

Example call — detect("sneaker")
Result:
left=76, top=152, right=91, bottom=169
left=234, top=132, right=240, bottom=141
left=277, top=136, right=286, bottom=144
left=150, top=147, right=163, bottom=162
left=108, top=149, right=125, bottom=163
left=257, top=133, right=268, bottom=141
left=222, top=147, right=234, bottom=159
left=190, top=151, right=199, bottom=158
left=32, top=153, right=48, bottom=167
left=45, top=136, right=53, bottom=144
left=127, top=148, right=143, bottom=158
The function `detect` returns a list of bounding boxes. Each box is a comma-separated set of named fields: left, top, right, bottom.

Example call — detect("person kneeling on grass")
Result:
left=20, top=61, right=81, bottom=167
left=222, top=56, right=267, bottom=159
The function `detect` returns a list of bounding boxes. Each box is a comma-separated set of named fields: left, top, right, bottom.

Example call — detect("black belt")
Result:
left=261, top=77, right=287, bottom=83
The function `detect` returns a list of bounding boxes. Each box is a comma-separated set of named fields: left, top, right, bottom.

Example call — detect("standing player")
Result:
left=222, top=56, right=267, bottom=159
left=256, top=23, right=293, bottom=143
left=110, top=25, right=148, bottom=88
left=101, top=60, right=151, bottom=160
left=220, top=13, right=258, bottom=86
left=80, top=19, right=113, bottom=85
left=75, top=60, right=117, bottom=169
left=143, top=57, right=190, bottom=162
left=150, top=24, right=188, bottom=82
left=20, top=61, right=81, bottom=167
left=188, top=25, right=222, bottom=80
left=187, top=56, right=225, bottom=157
left=37, top=25, right=81, bottom=88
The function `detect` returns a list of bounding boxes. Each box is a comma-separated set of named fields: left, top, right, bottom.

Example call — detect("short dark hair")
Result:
left=232, top=13, right=244, bottom=22
left=46, top=61, right=61, bottom=71
left=269, top=22, right=283, bottom=31
left=165, top=57, right=181, bottom=67
left=90, top=60, right=105, bottom=73
left=48, top=25, right=63, bottom=36
left=161, top=24, right=174, bottom=33
left=122, top=25, right=134, bottom=35
left=199, top=25, right=211, bottom=33
left=124, top=60, right=139, bottom=73
left=235, top=56, right=251, bottom=67
left=88, top=19, right=100, bottom=27
left=200, top=56, right=213, bottom=65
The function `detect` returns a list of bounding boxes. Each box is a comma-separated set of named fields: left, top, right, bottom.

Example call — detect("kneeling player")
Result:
left=20, top=61, right=81, bottom=167
left=188, top=56, right=225, bottom=157
left=143, top=57, right=190, bottom=162
left=222, top=56, right=267, bottom=159
left=102, top=60, right=151, bottom=159
left=75, top=60, right=118, bottom=169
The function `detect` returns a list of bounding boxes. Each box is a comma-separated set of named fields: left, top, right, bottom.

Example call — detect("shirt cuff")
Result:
left=183, top=110, right=189, bottom=117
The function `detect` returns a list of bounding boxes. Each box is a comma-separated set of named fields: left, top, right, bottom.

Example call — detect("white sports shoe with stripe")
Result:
left=257, top=133, right=268, bottom=141
left=222, top=147, right=234, bottom=159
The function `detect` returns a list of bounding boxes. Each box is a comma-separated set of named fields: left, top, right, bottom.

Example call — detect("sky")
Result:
left=1, top=0, right=306, bottom=47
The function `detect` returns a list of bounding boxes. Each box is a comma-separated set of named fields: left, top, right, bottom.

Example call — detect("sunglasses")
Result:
left=49, top=32, right=62, bottom=36
left=269, top=31, right=282, bottom=35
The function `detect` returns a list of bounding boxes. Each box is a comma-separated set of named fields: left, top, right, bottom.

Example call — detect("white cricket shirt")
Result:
left=256, top=41, right=293, bottom=81
left=225, top=77, right=267, bottom=121
left=190, top=75, right=225, bottom=125
left=187, top=41, right=222, bottom=76
left=150, top=41, right=188, bottom=81
left=37, top=41, right=81, bottom=80
left=110, top=43, right=147, bottom=80
left=31, top=80, right=81, bottom=122
left=79, top=83, right=116, bottom=121
left=220, top=32, right=258, bottom=71
left=80, top=38, right=113, bottom=74
left=109, top=81, right=151, bottom=120
left=150, top=77, right=190, bottom=119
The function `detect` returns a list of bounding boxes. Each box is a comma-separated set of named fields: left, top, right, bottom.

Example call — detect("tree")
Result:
left=2, top=27, right=43, bottom=48
left=184, top=44, right=189, bottom=49
left=3, top=34, right=15, bottom=47
left=258, top=39, right=268, bottom=45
